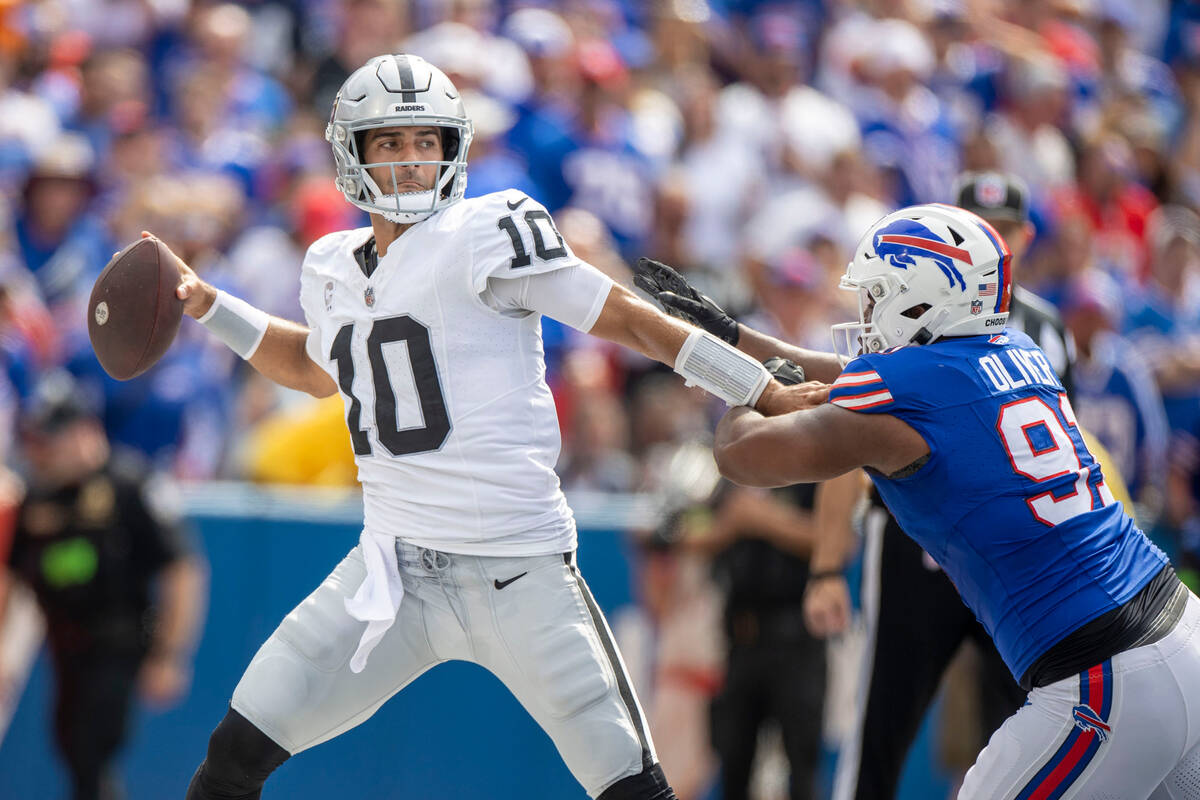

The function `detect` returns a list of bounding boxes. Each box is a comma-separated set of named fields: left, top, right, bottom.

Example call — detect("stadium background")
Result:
left=2, top=0, right=1200, bottom=797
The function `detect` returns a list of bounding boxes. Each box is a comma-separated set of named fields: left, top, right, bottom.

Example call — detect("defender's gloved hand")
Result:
left=634, top=257, right=740, bottom=345
left=762, top=357, right=806, bottom=386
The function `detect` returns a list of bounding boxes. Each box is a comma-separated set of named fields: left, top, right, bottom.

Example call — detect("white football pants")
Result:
left=230, top=543, right=656, bottom=797
left=960, top=589, right=1200, bottom=799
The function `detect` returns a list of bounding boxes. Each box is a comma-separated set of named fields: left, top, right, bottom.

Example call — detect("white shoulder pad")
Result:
left=302, top=227, right=372, bottom=276
left=298, top=228, right=370, bottom=331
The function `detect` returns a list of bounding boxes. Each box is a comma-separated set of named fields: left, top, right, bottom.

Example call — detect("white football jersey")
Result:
left=299, top=190, right=601, bottom=556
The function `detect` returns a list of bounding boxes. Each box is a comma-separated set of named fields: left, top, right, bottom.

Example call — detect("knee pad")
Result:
left=597, top=763, right=678, bottom=800
left=186, top=708, right=290, bottom=800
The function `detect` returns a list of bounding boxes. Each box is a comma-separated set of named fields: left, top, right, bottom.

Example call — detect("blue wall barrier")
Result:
left=0, top=485, right=952, bottom=799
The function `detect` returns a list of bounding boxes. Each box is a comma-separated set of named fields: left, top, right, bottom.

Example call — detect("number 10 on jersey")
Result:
left=330, top=315, right=451, bottom=457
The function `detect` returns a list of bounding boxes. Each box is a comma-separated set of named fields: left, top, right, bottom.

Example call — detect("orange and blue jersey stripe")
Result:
left=1014, top=661, right=1113, bottom=800
left=829, top=369, right=894, bottom=411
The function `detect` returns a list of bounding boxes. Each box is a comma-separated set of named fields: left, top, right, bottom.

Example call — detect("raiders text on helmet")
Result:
left=832, top=203, right=1013, bottom=356
left=326, top=54, right=474, bottom=224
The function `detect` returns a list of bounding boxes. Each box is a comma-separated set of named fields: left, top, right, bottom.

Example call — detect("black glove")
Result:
left=633, top=257, right=739, bottom=345
left=763, top=357, right=805, bottom=386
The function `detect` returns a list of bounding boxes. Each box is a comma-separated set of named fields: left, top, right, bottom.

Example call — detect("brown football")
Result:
left=87, top=237, right=184, bottom=380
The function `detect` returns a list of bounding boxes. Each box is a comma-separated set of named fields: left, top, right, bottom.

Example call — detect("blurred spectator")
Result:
left=1093, top=5, right=1181, bottom=138
left=736, top=46, right=882, bottom=290
left=166, top=70, right=269, bottom=200
left=741, top=187, right=848, bottom=304
left=403, top=15, right=532, bottom=104
left=855, top=17, right=959, bottom=204
left=560, top=37, right=658, bottom=256
left=923, top=3, right=1003, bottom=137
left=14, top=133, right=113, bottom=324
left=54, top=0, right=184, bottom=50
left=1063, top=270, right=1169, bottom=517
left=0, top=259, right=56, bottom=403
left=184, top=4, right=292, bottom=134
left=988, top=55, right=1075, bottom=195
left=67, top=48, right=151, bottom=165
left=1125, top=205, right=1200, bottom=435
left=651, top=67, right=764, bottom=279
left=1054, top=132, right=1159, bottom=279
left=0, top=51, right=61, bottom=190
left=309, top=0, right=409, bottom=116
left=503, top=6, right=581, bottom=209
left=558, top=391, right=638, bottom=493
left=459, top=88, right=539, bottom=200
left=748, top=247, right=836, bottom=351
left=0, top=373, right=205, bottom=800
left=1124, top=205, right=1200, bottom=555
left=1028, top=201, right=1096, bottom=306
left=71, top=173, right=242, bottom=479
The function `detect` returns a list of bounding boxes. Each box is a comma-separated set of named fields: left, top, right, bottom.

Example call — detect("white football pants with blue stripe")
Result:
left=229, top=542, right=656, bottom=797
left=960, top=589, right=1200, bottom=799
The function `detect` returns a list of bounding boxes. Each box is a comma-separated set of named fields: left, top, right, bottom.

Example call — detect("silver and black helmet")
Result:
left=326, top=54, right=474, bottom=223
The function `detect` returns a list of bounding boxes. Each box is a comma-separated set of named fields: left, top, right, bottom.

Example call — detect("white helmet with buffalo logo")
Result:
left=832, top=203, right=1013, bottom=357
left=326, top=54, right=474, bottom=224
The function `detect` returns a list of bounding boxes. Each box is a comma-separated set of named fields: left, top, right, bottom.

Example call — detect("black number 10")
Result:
left=498, top=210, right=568, bottom=269
left=329, top=315, right=451, bottom=457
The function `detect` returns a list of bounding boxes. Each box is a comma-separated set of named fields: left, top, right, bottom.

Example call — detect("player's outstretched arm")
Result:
left=713, top=403, right=928, bottom=486
left=160, top=234, right=336, bottom=398
left=243, top=317, right=337, bottom=398
left=633, top=258, right=846, bottom=383
left=588, top=283, right=827, bottom=416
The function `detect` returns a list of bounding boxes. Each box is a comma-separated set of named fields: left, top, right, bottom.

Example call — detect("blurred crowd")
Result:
left=3, top=0, right=1200, bottom=796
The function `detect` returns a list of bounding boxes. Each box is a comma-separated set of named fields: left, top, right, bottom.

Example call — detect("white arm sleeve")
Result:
left=482, top=261, right=615, bottom=333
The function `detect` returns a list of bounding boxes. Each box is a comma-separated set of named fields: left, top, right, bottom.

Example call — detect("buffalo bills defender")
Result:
left=709, top=204, right=1200, bottom=799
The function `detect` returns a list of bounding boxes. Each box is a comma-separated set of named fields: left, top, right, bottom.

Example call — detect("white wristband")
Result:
left=674, top=329, right=772, bottom=407
left=197, top=290, right=270, bottom=360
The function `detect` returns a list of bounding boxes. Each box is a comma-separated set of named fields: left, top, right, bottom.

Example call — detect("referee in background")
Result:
left=0, top=374, right=206, bottom=800
left=823, top=171, right=1078, bottom=800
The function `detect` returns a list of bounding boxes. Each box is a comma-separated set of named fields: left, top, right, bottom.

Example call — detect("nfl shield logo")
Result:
left=971, top=299, right=983, bottom=316
left=364, top=286, right=375, bottom=308
left=976, top=175, right=1006, bottom=207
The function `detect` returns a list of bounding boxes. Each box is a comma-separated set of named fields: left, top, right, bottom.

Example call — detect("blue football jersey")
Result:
left=828, top=330, right=1168, bottom=681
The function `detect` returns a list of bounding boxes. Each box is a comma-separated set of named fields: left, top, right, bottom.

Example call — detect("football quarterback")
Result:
left=164, top=54, right=814, bottom=800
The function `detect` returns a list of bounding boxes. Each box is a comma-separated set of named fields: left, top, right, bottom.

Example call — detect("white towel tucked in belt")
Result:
left=344, top=529, right=405, bottom=673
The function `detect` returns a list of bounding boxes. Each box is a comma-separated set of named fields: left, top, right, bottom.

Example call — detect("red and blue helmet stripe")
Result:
left=971, top=214, right=1013, bottom=314
left=928, top=202, right=1013, bottom=315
